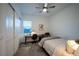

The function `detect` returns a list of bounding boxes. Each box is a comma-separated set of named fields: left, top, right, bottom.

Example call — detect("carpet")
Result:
left=14, top=43, right=48, bottom=56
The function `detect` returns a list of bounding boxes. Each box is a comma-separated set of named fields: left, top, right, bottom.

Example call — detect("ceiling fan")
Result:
left=36, top=3, right=56, bottom=13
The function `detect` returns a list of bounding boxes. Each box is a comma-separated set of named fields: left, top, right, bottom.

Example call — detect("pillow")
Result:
left=74, top=47, right=79, bottom=56
left=66, top=43, right=75, bottom=54
left=66, top=40, right=78, bottom=54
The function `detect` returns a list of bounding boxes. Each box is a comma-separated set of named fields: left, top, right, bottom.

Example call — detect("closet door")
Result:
left=0, top=3, right=23, bottom=56
left=14, top=13, right=21, bottom=53
left=4, top=4, right=14, bottom=56
left=0, top=4, right=14, bottom=56
left=0, top=4, right=5, bottom=56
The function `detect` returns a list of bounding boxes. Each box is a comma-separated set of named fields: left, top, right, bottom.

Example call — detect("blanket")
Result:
left=43, top=39, right=73, bottom=56
left=38, top=37, right=53, bottom=47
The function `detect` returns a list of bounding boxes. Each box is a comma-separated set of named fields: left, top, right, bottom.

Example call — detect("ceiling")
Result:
left=14, top=3, right=72, bottom=16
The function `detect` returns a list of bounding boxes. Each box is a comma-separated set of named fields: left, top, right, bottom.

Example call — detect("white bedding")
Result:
left=42, top=39, right=73, bottom=56
left=38, top=37, right=53, bottom=47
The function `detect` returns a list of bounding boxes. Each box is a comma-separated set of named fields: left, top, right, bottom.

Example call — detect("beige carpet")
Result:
left=14, top=43, right=48, bottom=56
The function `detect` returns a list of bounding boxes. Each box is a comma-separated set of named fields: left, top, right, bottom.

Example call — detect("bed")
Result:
left=38, top=37, right=74, bottom=56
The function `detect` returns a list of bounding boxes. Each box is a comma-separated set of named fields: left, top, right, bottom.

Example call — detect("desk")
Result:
left=25, top=36, right=32, bottom=44
left=24, top=34, right=45, bottom=44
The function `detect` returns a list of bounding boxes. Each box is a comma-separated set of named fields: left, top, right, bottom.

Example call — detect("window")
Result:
left=23, top=21, right=32, bottom=34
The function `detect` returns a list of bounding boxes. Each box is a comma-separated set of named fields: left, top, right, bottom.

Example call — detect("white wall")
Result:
left=49, top=4, right=79, bottom=40
left=23, top=15, right=49, bottom=34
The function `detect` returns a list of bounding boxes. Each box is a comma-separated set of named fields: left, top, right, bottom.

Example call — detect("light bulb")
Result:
left=43, top=8, right=47, bottom=12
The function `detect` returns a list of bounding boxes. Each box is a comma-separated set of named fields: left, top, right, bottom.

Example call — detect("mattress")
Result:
left=43, top=39, right=73, bottom=56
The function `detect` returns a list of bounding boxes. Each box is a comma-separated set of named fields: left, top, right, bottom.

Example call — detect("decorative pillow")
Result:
left=66, top=40, right=78, bottom=54
left=66, top=43, right=75, bottom=54
left=74, top=47, right=79, bottom=56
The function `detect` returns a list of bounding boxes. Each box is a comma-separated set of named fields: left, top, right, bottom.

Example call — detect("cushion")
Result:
left=66, top=43, right=75, bottom=54
left=66, top=40, right=76, bottom=54
left=74, top=47, right=79, bottom=56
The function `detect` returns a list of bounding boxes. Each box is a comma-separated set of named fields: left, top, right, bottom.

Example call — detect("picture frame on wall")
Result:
left=39, top=24, right=44, bottom=31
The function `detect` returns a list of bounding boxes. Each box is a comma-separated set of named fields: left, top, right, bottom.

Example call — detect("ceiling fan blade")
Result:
left=35, top=7, right=42, bottom=9
left=48, top=6, right=56, bottom=8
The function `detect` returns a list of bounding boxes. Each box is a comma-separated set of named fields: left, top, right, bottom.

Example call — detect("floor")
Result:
left=14, top=43, right=48, bottom=56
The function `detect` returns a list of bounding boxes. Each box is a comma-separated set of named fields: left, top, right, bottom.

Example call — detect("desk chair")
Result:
left=32, top=34, right=38, bottom=43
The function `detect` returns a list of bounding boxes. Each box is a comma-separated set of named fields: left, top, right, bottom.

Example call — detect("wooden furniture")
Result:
left=24, top=32, right=51, bottom=44
left=25, top=36, right=32, bottom=44
left=25, top=34, right=38, bottom=44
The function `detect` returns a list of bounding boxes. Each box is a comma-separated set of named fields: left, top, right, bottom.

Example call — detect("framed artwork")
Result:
left=39, top=24, right=44, bottom=31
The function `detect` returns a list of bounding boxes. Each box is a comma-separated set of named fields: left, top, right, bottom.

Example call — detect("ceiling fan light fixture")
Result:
left=43, top=8, right=47, bottom=12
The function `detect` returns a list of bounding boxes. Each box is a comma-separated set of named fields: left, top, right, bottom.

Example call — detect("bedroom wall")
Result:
left=23, top=15, right=49, bottom=33
left=49, top=4, right=79, bottom=40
